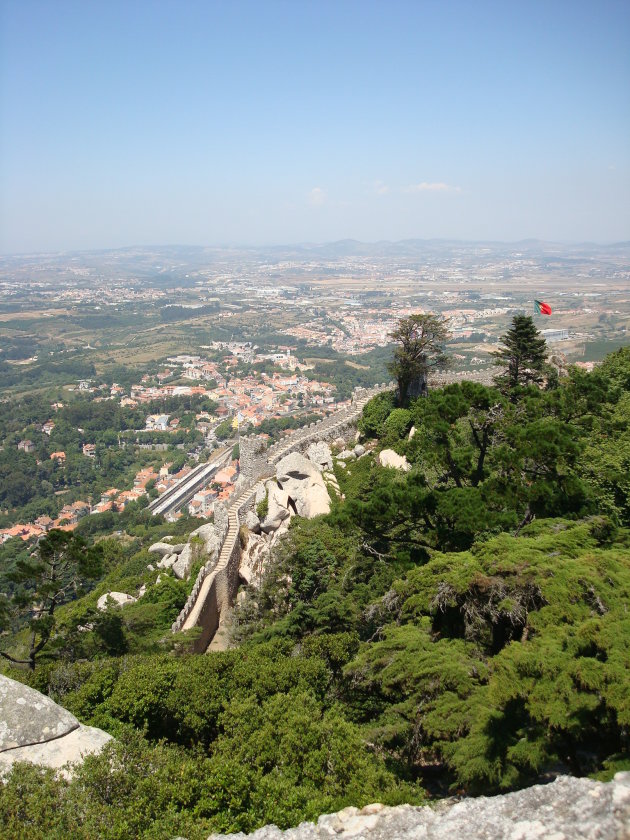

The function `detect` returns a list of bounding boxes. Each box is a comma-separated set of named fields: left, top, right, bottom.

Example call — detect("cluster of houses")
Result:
left=3, top=342, right=347, bottom=546
left=0, top=453, right=243, bottom=546
left=0, top=499, right=91, bottom=544
left=2, top=465, right=163, bottom=544
left=17, top=443, right=91, bottom=462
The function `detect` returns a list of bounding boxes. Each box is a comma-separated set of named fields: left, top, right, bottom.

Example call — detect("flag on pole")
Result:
left=534, top=300, right=552, bottom=315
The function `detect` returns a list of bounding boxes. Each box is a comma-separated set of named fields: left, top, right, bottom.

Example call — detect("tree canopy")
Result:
left=0, top=530, right=102, bottom=670
left=388, top=313, right=450, bottom=406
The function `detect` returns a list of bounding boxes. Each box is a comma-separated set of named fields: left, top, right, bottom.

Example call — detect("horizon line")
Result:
left=2, top=236, right=630, bottom=259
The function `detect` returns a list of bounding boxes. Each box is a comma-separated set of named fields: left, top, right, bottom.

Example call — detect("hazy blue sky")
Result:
left=1, top=0, right=629, bottom=252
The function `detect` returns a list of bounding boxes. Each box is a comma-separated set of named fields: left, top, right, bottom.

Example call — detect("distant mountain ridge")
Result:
left=2, top=237, right=629, bottom=264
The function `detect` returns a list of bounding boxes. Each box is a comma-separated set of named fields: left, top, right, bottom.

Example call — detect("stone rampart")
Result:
left=171, top=515, right=228, bottom=633
left=172, top=385, right=385, bottom=647
left=171, top=481, right=259, bottom=643
left=172, top=373, right=492, bottom=649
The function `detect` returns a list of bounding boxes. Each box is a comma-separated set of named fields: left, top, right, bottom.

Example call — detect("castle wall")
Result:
left=173, top=372, right=493, bottom=650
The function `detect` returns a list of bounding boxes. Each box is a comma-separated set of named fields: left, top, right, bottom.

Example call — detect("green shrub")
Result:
left=256, top=492, right=269, bottom=520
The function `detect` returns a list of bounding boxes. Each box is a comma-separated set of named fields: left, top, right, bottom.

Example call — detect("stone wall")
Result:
left=171, top=515, right=228, bottom=633
left=173, top=373, right=492, bottom=648
left=172, top=385, right=385, bottom=647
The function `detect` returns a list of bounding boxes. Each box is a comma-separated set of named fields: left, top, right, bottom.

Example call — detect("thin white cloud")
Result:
left=404, top=182, right=461, bottom=193
left=373, top=180, right=389, bottom=195
left=308, top=187, right=326, bottom=206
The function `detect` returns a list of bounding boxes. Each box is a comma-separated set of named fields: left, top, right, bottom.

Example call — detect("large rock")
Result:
left=245, top=510, right=261, bottom=534
left=379, top=448, right=411, bottom=472
left=306, top=441, right=333, bottom=472
left=190, top=523, right=222, bottom=559
left=148, top=541, right=185, bottom=556
left=97, top=591, right=136, bottom=611
left=261, top=507, right=290, bottom=534
left=239, top=532, right=270, bottom=586
left=338, top=449, right=356, bottom=461
left=276, top=451, right=320, bottom=483
left=267, top=482, right=291, bottom=520
left=190, top=523, right=216, bottom=542
left=172, top=543, right=194, bottom=580
left=208, top=772, right=630, bottom=840
left=0, top=675, right=112, bottom=776
left=157, top=553, right=177, bottom=569
left=275, top=452, right=331, bottom=519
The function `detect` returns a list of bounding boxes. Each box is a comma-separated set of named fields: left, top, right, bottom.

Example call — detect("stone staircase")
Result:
left=180, top=481, right=258, bottom=635
left=175, top=384, right=388, bottom=646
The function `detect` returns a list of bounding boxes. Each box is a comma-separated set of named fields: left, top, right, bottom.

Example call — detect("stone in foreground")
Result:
left=0, top=675, right=112, bottom=775
left=208, top=772, right=630, bottom=839
left=378, top=448, right=411, bottom=471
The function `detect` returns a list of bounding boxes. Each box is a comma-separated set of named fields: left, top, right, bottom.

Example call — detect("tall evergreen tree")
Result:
left=493, top=315, right=547, bottom=392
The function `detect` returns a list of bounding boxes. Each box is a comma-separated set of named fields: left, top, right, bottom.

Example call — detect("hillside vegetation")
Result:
left=0, top=346, right=629, bottom=839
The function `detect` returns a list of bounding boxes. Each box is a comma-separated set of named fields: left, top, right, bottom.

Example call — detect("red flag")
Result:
left=534, top=300, right=552, bottom=315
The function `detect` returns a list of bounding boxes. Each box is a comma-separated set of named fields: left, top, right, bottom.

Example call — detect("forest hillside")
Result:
left=0, top=343, right=629, bottom=839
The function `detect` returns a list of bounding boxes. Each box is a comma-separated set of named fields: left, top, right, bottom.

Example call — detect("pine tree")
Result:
left=493, top=315, right=547, bottom=392
left=0, top=529, right=102, bottom=670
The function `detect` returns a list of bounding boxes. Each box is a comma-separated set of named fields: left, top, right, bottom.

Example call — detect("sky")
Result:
left=0, top=0, right=629, bottom=253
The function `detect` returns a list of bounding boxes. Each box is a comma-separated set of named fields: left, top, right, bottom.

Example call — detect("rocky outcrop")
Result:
left=549, top=351, right=569, bottom=379
left=238, top=455, right=334, bottom=586
left=245, top=510, right=261, bottom=533
left=239, top=531, right=269, bottom=585
left=190, top=523, right=222, bottom=559
left=275, top=452, right=331, bottom=519
left=172, top=543, right=194, bottom=580
left=96, top=591, right=136, bottom=611
left=0, top=675, right=112, bottom=777
left=157, top=553, right=177, bottom=570
left=306, top=441, right=333, bottom=472
left=323, top=471, right=341, bottom=497
left=148, top=541, right=186, bottom=556
left=149, top=524, right=222, bottom=582
left=208, top=772, right=630, bottom=840
left=378, top=448, right=411, bottom=472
